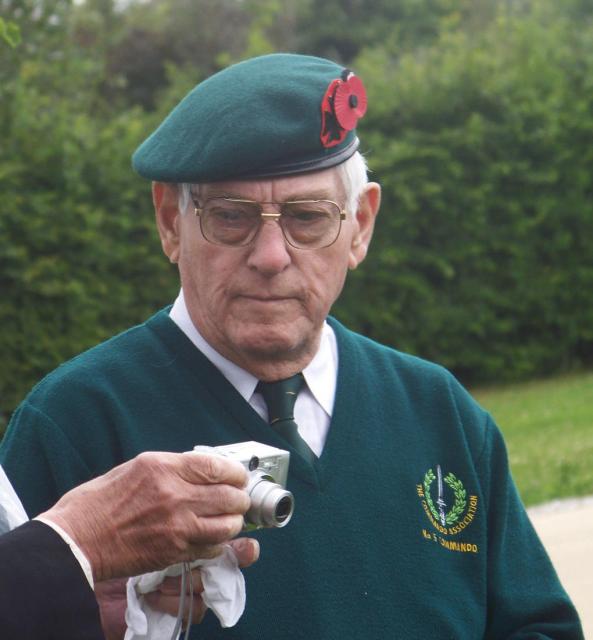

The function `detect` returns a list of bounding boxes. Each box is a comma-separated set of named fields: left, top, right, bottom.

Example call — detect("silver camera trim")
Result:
left=192, top=441, right=294, bottom=529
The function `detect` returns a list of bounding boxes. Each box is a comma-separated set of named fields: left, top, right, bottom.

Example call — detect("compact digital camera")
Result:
left=193, top=441, right=294, bottom=529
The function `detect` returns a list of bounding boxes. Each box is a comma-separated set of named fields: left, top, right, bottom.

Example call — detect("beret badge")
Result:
left=320, top=69, right=368, bottom=149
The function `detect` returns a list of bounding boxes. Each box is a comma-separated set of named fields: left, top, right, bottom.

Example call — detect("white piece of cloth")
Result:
left=0, top=465, right=28, bottom=534
left=124, top=545, right=245, bottom=640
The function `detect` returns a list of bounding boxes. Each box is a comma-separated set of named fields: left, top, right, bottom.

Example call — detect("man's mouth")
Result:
left=238, top=293, right=297, bottom=302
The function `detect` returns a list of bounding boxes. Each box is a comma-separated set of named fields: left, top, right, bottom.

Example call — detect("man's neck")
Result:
left=171, top=290, right=323, bottom=381
left=229, top=340, right=322, bottom=382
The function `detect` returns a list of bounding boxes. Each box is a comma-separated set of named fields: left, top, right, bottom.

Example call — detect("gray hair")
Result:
left=335, top=150, right=369, bottom=215
left=177, top=150, right=369, bottom=217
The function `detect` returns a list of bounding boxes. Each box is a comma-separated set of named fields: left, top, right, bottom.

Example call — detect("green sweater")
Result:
left=0, top=310, right=583, bottom=639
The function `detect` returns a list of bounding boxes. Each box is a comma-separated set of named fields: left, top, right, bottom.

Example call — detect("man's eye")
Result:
left=210, top=208, right=254, bottom=224
left=285, top=209, right=329, bottom=223
left=217, top=209, right=245, bottom=221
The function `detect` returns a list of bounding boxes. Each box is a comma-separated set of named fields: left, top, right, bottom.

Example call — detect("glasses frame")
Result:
left=193, top=197, right=347, bottom=250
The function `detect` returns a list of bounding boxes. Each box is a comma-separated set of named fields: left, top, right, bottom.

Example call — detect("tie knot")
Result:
left=257, top=373, right=304, bottom=424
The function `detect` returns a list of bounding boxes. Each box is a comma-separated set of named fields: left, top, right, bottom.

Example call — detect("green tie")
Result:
left=256, top=373, right=316, bottom=464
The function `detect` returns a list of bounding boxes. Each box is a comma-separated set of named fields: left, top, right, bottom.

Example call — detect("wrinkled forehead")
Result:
left=197, top=166, right=345, bottom=203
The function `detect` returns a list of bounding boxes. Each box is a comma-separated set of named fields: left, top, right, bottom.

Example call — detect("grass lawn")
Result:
left=471, top=371, right=593, bottom=507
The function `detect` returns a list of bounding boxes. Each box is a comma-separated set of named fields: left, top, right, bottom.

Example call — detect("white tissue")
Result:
left=124, top=544, right=246, bottom=639
left=0, top=465, right=29, bottom=534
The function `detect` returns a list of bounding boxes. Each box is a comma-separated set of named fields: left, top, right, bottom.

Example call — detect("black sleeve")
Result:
left=0, top=520, right=104, bottom=639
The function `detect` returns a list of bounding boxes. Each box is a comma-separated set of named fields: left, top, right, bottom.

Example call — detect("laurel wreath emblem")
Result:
left=423, top=469, right=467, bottom=526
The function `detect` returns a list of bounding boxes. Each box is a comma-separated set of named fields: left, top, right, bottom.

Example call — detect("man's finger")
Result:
left=187, top=483, right=251, bottom=517
left=158, top=569, right=204, bottom=595
left=143, top=591, right=207, bottom=623
left=228, top=537, right=260, bottom=568
left=181, top=452, right=248, bottom=488
left=183, top=512, right=245, bottom=547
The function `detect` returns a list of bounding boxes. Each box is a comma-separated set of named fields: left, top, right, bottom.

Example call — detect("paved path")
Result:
left=528, top=496, right=593, bottom=639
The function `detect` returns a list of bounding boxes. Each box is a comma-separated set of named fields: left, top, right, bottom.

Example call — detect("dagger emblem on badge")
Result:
left=436, top=464, right=447, bottom=527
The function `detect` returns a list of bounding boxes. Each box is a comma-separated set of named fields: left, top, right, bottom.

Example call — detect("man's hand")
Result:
left=94, top=537, right=259, bottom=640
left=95, top=578, right=129, bottom=640
left=143, top=537, right=260, bottom=626
left=39, top=451, right=252, bottom=582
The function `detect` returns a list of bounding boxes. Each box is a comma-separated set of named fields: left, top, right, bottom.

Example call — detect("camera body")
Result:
left=193, top=441, right=294, bottom=529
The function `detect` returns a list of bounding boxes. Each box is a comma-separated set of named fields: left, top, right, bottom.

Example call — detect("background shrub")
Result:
left=2, top=0, right=593, bottom=433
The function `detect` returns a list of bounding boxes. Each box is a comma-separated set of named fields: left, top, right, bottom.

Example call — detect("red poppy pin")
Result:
left=320, top=69, right=368, bottom=148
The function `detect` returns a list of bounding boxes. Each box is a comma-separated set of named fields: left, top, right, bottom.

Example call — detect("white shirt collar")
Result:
left=169, top=289, right=337, bottom=416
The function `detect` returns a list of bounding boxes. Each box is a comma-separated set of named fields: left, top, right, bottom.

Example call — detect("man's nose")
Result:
left=246, top=216, right=291, bottom=274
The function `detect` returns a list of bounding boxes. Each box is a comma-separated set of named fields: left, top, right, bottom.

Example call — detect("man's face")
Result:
left=155, top=167, right=379, bottom=378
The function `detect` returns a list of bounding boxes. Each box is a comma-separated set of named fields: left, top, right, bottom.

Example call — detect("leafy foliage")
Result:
left=0, top=2, right=179, bottom=430
left=2, top=0, right=593, bottom=435
left=0, top=17, right=21, bottom=47
left=336, top=2, right=593, bottom=383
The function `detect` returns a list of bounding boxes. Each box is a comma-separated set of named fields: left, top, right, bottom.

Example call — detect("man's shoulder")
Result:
left=24, top=308, right=176, bottom=403
left=330, top=316, right=456, bottom=380
left=329, top=316, right=481, bottom=415
left=330, top=318, right=493, bottom=463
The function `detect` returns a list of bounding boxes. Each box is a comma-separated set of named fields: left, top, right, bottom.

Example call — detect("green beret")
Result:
left=132, top=53, right=368, bottom=183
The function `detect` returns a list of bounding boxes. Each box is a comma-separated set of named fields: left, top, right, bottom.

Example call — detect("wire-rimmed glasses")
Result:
left=193, top=197, right=346, bottom=249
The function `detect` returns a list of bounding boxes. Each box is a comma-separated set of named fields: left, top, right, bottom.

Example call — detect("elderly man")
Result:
left=0, top=53, right=583, bottom=639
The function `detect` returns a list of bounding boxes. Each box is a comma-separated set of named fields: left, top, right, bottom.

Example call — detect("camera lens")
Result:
left=245, top=471, right=294, bottom=528
left=274, top=496, right=293, bottom=523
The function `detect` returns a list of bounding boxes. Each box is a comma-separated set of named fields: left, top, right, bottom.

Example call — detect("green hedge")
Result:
left=0, top=51, right=181, bottom=432
left=2, top=0, right=593, bottom=435
left=335, top=5, right=593, bottom=383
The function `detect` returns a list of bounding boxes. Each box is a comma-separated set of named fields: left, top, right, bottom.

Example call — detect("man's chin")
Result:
left=239, top=337, right=303, bottom=360
left=231, top=325, right=313, bottom=362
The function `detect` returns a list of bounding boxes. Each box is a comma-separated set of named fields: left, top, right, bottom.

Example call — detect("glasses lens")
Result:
left=202, top=198, right=260, bottom=245
left=281, top=201, right=342, bottom=248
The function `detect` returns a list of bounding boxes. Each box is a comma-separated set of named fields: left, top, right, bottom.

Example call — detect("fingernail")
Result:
left=249, top=538, right=260, bottom=560
left=235, top=537, right=259, bottom=559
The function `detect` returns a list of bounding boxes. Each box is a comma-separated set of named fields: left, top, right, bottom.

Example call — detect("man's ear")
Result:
left=153, top=182, right=181, bottom=264
left=348, top=181, right=381, bottom=269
